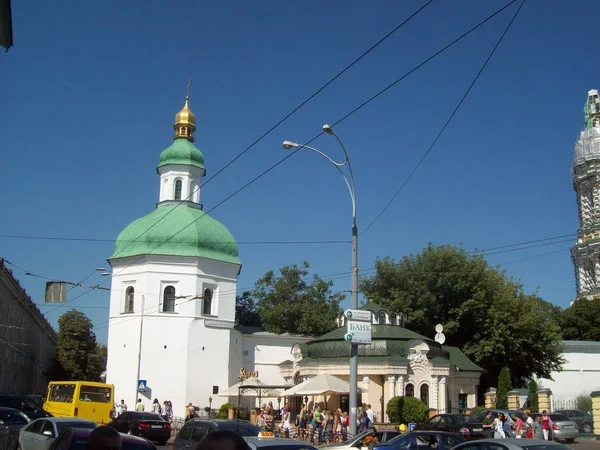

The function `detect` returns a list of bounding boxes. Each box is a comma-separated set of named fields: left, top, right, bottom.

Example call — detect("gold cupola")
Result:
left=173, top=78, right=196, bottom=142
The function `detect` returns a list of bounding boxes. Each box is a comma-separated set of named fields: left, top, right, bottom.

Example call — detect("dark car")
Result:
left=0, top=406, right=30, bottom=450
left=554, top=409, right=593, bottom=434
left=49, top=427, right=157, bottom=449
left=450, top=437, right=572, bottom=450
left=319, top=428, right=402, bottom=449
left=414, top=414, right=486, bottom=440
left=107, top=411, right=171, bottom=445
left=372, top=431, right=466, bottom=450
left=0, top=395, right=52, bottom=421
left=173, top=419, right=260, bottom=450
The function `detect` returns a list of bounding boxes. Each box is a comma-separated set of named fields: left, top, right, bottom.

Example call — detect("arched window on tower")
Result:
left=124, top=287, right=134, bottom=313
left=405, top=383, right=414, bottom=397
left=378, top=312, right=386, bottom=325
left=202, top=288, right=213, bottom=315
left=163, top=285, right=176, bottom=313
left=174, top=179, right=183, bottom=200
left=390, top=314, right=397, bottom=326
left=420, top=384, right=429, bottom=406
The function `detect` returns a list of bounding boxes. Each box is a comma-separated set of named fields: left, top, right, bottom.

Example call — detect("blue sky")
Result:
left=1, top=0, right=598, bottom=344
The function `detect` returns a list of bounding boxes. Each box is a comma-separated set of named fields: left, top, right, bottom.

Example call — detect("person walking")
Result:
left=541, top=411, right=552, bottom=440
left=135, top=399, right=145, bottom=412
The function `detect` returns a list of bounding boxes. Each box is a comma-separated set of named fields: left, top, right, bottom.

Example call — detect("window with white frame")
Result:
left=163, top=285, right=176, bottom=313
left=174, top=179, right=183, bottom=200
left=124, top=286, right=134, bottom=313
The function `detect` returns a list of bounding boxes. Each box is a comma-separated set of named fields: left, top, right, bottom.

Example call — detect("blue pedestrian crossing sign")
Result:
left=138, top=380, right=147, bottom=392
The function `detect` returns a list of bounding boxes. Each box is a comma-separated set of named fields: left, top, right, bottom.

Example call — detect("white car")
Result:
left=18, top=417, right=97, bottom=450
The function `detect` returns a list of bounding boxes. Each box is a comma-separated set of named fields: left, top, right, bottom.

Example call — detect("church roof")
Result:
left=110, top=203, right=240, bottom=264
left=158, top=137, right=205, bottom=170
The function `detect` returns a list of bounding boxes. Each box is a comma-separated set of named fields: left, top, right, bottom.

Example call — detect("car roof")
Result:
left=245, top=436, right=317, bottom=447
left=0, top=406, right=21, bottom=412
left=465, top=438, right=568, bottom=446
left=38, top=417, right=96, bottom=423
left=69, top=427, right=156, bottom=443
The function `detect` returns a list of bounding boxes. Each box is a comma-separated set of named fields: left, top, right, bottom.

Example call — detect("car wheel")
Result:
left=565, top=439, right=575, bottom=444
left=583, top=423, right=592, bottom=434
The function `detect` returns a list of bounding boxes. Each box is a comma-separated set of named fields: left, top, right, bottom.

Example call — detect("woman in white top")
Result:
left=283, top=410, right=291, bottom=438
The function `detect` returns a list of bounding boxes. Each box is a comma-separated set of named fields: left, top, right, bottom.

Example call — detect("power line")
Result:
left=92, top=239, right=569, bottom=333
left=362, top=0, right=526, bottom=234
left=30, top=0, right=522, bottom=314
left=62, top=2, right=435, bottom=305
left=0, top=234, right=348, bottom=245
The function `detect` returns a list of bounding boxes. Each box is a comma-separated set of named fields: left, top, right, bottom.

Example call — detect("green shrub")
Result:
left=525, top=380, right=539, bottom=412
left=576, top=394, right=592, bottom=412
left=469, top=406, right=487, bottom=416
left=495, top=367, right=512, bottom=409
left=386, top=396, right=428, bottom=424
left=218, top=402, right=235, bottom=419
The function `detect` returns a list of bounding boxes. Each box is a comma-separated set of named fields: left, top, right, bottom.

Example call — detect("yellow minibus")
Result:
left=43, top=381, right=114, bottom=425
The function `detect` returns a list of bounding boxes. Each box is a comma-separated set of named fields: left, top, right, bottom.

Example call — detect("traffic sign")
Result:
left=138, top=379, right=147, bottom=392
left=346, top=320, right=372, bottom=344
left=344, top=309, right=372, bottom=322
left=408, top=422, right=417, bottom=431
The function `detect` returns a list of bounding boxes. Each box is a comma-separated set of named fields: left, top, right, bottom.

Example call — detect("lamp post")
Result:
left=209, top=396, right=213, bottom=417
left=282, top=124, right=359, bottom=435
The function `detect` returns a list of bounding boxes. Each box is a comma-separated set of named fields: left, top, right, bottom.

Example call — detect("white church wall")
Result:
left=539, top=340, right=600, bottom=402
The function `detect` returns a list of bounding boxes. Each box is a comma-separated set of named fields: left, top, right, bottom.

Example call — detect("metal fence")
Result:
left=552, top=398, right=591, bottom=412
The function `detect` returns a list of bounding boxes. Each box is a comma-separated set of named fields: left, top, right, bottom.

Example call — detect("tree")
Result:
left=253, top=262, right=344, bottom=336
left=235, top=291, right=262, bottom=327
left=360, top=244, right=565, bottom=388
left=495, top=367, right=512, bottom=409
left=525, top=379, right=539, bottom=412
left=386, top=396, right=428, bottom=424
left=560, top=298, right=600, bottom=341
left=51, top=310, right=105, bottom=381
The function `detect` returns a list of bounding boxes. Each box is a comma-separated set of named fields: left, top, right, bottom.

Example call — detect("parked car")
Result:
left=245, top=436, right=318, bottom=450
left=371, top=431, right=466, bottom=450
left=319, top=428, right=401, bottom=450
left=0, top=406, right=30, bottom=450
left=414, top=414, right=486, bottom=440
left=554, top=409, right=593, bottom=434
left=173, top=419, right=260, bottom=450
left=106, top=411, right=171, bottom=445
left=0, top=395, right=52, bottom=421
left=450, top=437, right=572, bottom=450
left=530, top=413, right=580, bottom=443
left=48, top=427, right=157, bottom=449
left=19, top=417, right=97, bottom=450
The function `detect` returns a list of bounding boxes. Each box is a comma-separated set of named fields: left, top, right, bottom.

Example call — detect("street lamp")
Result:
left=209, top=396, right=213, bottom=417
left=282, top=124, right=359, bottom=436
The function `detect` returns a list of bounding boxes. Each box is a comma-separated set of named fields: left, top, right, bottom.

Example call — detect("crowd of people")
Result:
left=482, top=410, right=555, bottom=440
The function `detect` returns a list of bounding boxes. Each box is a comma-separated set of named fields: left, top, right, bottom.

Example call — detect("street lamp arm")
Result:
left=326, top=129, right=357, bottom=224
left=293, top=143, right=356, bottom=220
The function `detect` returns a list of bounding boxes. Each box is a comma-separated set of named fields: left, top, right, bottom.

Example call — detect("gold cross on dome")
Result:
left=185, top=76, right=192, bottom=101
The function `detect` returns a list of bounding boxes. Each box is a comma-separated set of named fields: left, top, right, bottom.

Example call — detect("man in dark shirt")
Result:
left=482, top=411, right=495, bottom=438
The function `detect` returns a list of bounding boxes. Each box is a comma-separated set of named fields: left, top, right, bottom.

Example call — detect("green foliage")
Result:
left=469, top=406, right=487, bottom=416
left=386, top=396, right=428, bottom=424
left=360, top=245, right=565, bottom=387
left=235, top=291, right=262, bottom=327
left=560, top=298, right=600, bottom=341
left=495, top=367, right=512, bottom=409
left=237, top=407, right=250, bottom=420
left=525, top=380, right=539, bottom=412
left=576, top=394, right=593, bottom=412
left=253, top=262, right=344, bottom=336
left=219, top=403, right=235, bottom=419
left=46, top=310, right=105, bottom=382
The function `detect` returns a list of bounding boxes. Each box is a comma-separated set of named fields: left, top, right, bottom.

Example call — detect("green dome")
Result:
left=158, top=137, right=205, bottom=170
left=110, top=204, right=240, bottom=264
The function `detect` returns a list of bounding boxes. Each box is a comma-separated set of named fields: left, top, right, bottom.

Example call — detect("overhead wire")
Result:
left=13, top=0, right=523, bottom=316
left=92, top=239, right=571, bottom=333
left=362, top=0, right=526, bottom=234
left=63, top=1, right=435, bottom=304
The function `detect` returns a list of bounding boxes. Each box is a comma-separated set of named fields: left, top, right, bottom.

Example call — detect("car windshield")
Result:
left=217, top=422, right=260, bottom=436
left=0, top=410, right=29, bottom=425
left=385, top=432, right=409, bottom=445
left=549, top=415, right=570, bottom=421
left=57, top=421, right=97, bottom=434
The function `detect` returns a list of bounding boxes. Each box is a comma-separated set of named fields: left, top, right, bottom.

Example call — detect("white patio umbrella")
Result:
left=218, top=378, right=283, bottom=397
left=280, top=373, right=365, bottom=397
